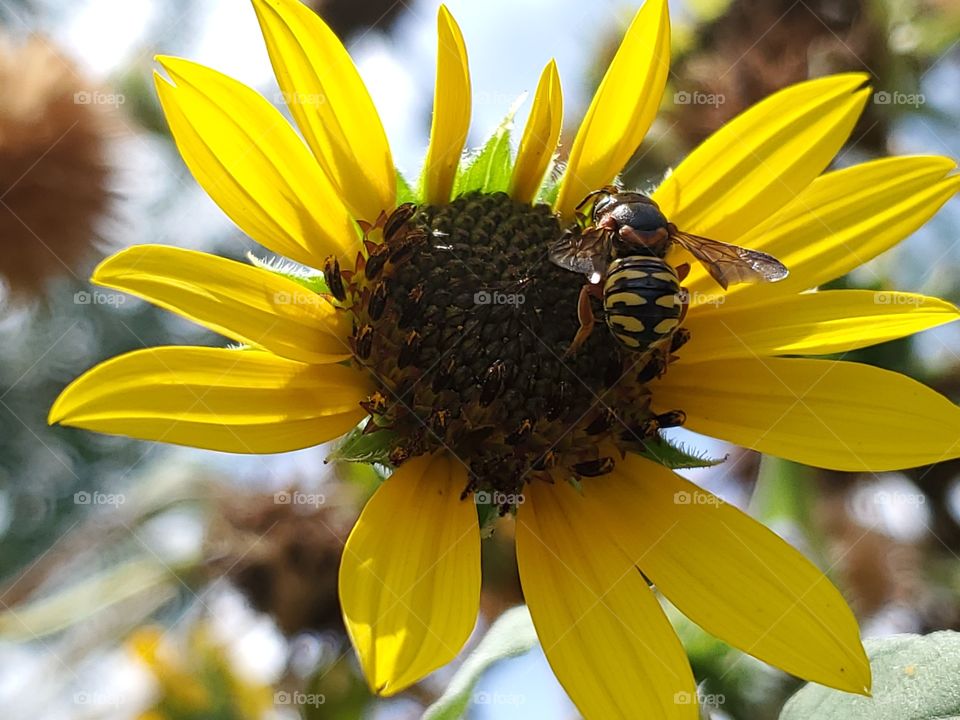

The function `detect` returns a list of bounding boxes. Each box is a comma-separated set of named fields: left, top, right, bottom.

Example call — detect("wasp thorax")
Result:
left=339, top=192, right=681, bottom=509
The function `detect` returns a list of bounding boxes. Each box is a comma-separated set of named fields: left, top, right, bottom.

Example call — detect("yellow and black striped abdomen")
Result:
left=602, top=257, right=682, bottom=353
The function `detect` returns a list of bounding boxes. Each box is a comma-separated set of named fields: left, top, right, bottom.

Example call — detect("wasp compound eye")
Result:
left=616, top=201, right=669, bottom=232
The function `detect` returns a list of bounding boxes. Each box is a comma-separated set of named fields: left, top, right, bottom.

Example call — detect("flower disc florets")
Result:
left=338, top=192, right=671, bottom=507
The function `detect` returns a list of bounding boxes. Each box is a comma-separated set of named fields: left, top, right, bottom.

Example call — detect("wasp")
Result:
left=549, top=186, right=788, bottom=361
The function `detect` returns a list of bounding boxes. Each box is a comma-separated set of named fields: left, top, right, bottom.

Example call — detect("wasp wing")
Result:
left=671, top=231, right=788, bottom=290
left=548, top=227, right=610, bottom=280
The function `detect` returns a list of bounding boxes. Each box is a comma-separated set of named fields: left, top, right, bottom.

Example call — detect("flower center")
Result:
left=338, top=192, right=685, bottom=508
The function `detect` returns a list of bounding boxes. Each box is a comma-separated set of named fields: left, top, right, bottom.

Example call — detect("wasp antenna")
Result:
left=576, top=187, right=613, bottom=212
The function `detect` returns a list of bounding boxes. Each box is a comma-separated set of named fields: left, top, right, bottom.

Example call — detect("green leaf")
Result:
left=397, top=170, right=418, bottom=205
left=422, top=605, right=538, bottom=720
left=454, top=101, right=521, bottom=197
left=637, top=435, right=727, bottom=469
left=327, top=424, right=397, bottom=465
left=780, top=632, right=960, bottom=720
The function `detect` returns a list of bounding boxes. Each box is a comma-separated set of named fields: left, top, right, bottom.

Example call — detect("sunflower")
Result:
left=50, top=0, right=960, bottom=716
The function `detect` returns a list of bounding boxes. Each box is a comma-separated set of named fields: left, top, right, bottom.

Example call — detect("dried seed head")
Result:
left=0, top=35, right=115, bottom=297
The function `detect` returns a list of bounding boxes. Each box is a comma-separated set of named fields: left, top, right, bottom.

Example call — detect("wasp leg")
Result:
left=667, top=286, right=692, bottom=356
left=637, top=409, right=687, bottom=440
left=655, top=410, right=686, bottom=428
left=636, top=351, right=667, bottom=383
left=669, top=327, right=691, bottom=353
left=564, top=283, right=599, bottom=357
left=674, top=262, right=691, bottom=282
left=636, top=417, right=660, bottom=439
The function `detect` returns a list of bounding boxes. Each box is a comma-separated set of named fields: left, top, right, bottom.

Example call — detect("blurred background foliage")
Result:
left=0, top=0, right=958, bottom=718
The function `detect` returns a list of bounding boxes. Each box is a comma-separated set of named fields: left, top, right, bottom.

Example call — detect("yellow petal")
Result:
left=510, top=59, right=563, bottom=204
left=579, top=455, right=870, bottom=694
left=93, top=245, right=352, bottom=365
left=421, top=6, right=471, bottom=206
left=686, top=156, right=960, bottom=306
left=554, top=0, right=670, bottom=219
left=516, top=479, right=698, bottom=720
left=339, top=454, right=479, bottom=696
left=681, top=290, right=960, bottom=361
left=252, top=0, right=395, bottom=222
left=49, top=347, right=369, bottom=453
left=654, top=357, right=960, bottom=471
left=154, top=56, right=359, bottom=269
left=653, top=74, right=869, bottom=251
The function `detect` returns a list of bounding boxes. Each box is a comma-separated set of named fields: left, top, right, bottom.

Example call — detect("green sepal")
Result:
left=453, top=100, right=522, bottom=197
left=396, top=171, right=419, bottom=205
left=539, top=167, right=562, bottom=206
left=247, top=252, right=331, bottom=294
left=289, top=274, right=332, bottom=294
left=637, top=434, right=727, bottom=469
left=327, top=424, right=397, bottom=465
left=476, top=500, right=501, bottom=539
